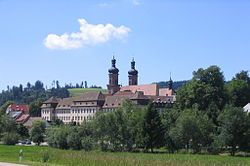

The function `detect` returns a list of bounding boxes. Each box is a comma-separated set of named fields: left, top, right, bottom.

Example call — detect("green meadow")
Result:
left=0, top=145, right=249, bottom=166
left=68, top=88, right=108, bottom=97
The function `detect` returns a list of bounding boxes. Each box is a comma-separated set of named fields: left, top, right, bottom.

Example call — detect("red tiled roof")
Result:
left=74, top=91, right=105, bottom=102
left=43, top=97, right=61, bottom=104
left=120, top=84, right=159, bottom=96
left=16, top=114, right=30, bottom=123
left=103, top=95, right=130, bottom=108
left=8, top=104, right=29, bottom=113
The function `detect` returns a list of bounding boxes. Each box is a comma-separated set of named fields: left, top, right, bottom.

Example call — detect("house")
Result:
left=6, top=103, right=30, bottom=123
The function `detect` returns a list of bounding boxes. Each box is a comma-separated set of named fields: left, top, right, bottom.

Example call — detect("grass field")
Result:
left=0, top=145, right=249, bottom=166
left=68, top=88, right=108, bottom=97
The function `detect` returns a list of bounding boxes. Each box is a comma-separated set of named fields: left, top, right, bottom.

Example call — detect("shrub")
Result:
left=81, top=137, right=94, bottom=151
left=2, top=132, right=19, bottom=145
left=67, top=130, right=81, bottom=150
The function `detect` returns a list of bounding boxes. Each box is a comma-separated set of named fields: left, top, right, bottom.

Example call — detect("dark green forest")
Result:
left=156, top=80, right=188, bottom=90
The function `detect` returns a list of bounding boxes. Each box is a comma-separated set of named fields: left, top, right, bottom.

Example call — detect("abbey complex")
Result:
left=41, top=57, right=176, bottom=124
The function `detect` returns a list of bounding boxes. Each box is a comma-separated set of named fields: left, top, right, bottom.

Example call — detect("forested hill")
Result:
left=0, top=80, right=69, bottom=107
left=156, top=80, right=189, bottom=90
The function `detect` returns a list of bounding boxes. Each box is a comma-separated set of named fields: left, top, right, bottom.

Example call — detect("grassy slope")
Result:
left=0, top=145, right=249, bottom=166
left=68, top=88, right=108, bottom=97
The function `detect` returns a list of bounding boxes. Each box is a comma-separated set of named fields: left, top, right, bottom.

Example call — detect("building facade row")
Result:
left=41, top=58, right=176, bottom=124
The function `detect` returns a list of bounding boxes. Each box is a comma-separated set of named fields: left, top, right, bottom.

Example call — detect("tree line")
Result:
left=45, top=66, right=250, bottom=156
left=0, top=80, right=69, bottom=117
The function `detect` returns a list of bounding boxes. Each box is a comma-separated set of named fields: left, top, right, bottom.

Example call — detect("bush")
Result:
left=100, top=141, right=109, bottom=152
left=2, top=132, right=19, bottom=145
left=208, top=136, right=224, bottom=155
left=81, top=137, right=94, bottom=151
left=67, top=130, right=81, bottom=150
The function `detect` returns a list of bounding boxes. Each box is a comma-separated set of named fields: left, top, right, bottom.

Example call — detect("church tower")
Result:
left=128, top=58, right=138, bottom=85
left=107, top=57, right=120, bottom=94
left=168, top=74, right=173, bottom=90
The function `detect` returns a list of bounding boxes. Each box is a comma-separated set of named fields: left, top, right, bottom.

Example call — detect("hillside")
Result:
left=68, top=88, right=108, bottom=97
left=156, top=80, right=189, bottom=90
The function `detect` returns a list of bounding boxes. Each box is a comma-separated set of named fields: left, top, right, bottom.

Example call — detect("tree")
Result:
left=226, top=71, right=250, bottom=107
left=0, top=115, right=17, bottom=133
left=218, top=105, right=250, bottom=156
left=85, top=81, right=88, bottom=88
left=177, top=66, right=226, bottom=123
left=27, top=82, right=31, bottom=90
left=56, top=80, right=60, bottom=89
left=234, top=70, right=250, bottom=84
left=30, top=120, right=46, bottom=145
left=67, top=127, right=81, bottom=150
left=170, top=109, right=214, bottom=153
left=17, top=123, right=29, bottom=139
left=94, top=100, right=142, bottom=152
left=29, top=98, right=43, bottom=117
left=81, top=136, right=94, bottom=151
left=0, top=101, right=14, bottom=116
left=2, top=132, right=19, bottom=145
left=34, top=80, right=44, bottom=90
left=160, top=107, right=180, bottom=153
left=143, top=104, right=164, bottom=152
left=47, top=126, right=69, bottom=149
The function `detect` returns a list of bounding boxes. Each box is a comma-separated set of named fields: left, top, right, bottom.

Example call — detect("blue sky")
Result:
left=0, top=0, right=249, bottom=90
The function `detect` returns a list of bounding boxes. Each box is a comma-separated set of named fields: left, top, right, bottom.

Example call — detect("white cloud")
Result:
left=132, top=0, right=140, bottom=6
left=44, top=19, right=130, bottom=50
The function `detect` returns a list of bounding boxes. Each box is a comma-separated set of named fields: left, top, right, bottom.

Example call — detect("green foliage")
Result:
left=156, top=80, right=188, bottom=90
left=30, top=120, right=46, bottom=145
left=46, top=127, right=69, bottom=149
left=16, top=123, right=29, bottom=139
left=160, top=108, right=180, bottom=153
left=218, top=105, right=250, bottom=156
left=0, top=115, right=17, bottom=135
left=226, top=71, right=250, bottom=107
left=2, top=132, right=19, bottom=145
left=66, top=128, right=82, bottom=150
left=29, top=98, right=43, bottom=117
left=93, top=100, right=146, bottom=152
left=143, top=104, right=164, bottom=152
left=0, top=101, right=14, bottom=116
left=81, top=136, right=94, bottom=151
left=0, top=80, right=69, bottom=107
left=50, top=118, right=64, bottom=126
left=176, top=66, right=227, bottom=124
left=170, top=110, right=214, bottom=153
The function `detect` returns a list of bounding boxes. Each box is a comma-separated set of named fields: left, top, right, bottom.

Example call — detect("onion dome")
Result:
left=128, top=58, right=138, bottom=75
left=108, top=56, right=119, bottom=74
